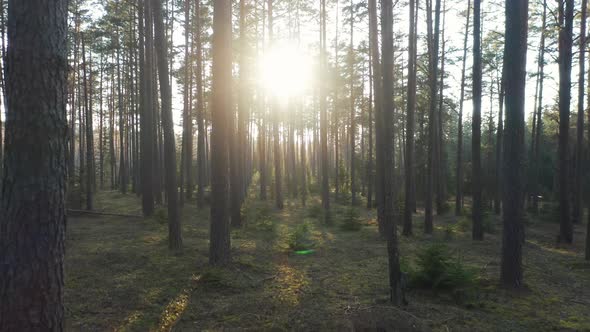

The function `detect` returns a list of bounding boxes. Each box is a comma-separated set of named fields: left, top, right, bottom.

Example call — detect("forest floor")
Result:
left=65, top=189, right=590, bottom=331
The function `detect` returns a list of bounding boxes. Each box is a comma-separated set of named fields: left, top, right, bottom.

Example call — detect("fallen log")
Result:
left=67, top=209, right=143, bottom=219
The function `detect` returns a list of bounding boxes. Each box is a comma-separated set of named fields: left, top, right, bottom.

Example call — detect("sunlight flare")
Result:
left=258, top=42, right=312, bottom=99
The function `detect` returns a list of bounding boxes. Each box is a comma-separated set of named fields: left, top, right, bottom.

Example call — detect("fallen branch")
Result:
left=67, top=209, right=143, bottom=219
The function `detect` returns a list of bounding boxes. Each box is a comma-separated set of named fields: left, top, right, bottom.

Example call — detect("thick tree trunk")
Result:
left=403, top=0, right=417, bottom=235
left=82, top=35, right=94, bottom=211
left=349, top=0, right=356, bottom=206
left=380, top=0, right=403, bottom=305
left=180, top=0, right=193, bottom=206
left=320, top=0, right=330, bottom=223
left=435, top=0, right=446, bottom=215
left=532, top=0, right=546, bottom=213
left=425, top=0, right=441, bottom=235
left=0, top=0, right=68, bottom=328
left=455, top=0, right=470, bottom=216
left=494, top=75, right=504, bottom=215
left=195, top=0, right=206, bottom=209
left=209, top=0, right=232, bottom=265
left=367, top=49, right=374, bottom=209
left=500, top=0, right=528, bottom=288
left=152, top=0, right=182, bottom=250
left=472, top=0, right=483, bottom=240
left=573, top=0, right=587, bottom=225
left=369, top=0, right=385, bottom=235
left=557, top=0, right=573, bottom=244
left=141, top=0, right=155, bottom=216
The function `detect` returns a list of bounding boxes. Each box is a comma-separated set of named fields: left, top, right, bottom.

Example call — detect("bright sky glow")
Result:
left=258, top=42, right=313, bottom=99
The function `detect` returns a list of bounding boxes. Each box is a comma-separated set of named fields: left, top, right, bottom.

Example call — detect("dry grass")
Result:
left=65, top=191, right=590, bottom=331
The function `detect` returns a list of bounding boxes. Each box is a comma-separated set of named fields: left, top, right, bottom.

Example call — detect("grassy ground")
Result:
left=65, top=190, right=590, bottom=331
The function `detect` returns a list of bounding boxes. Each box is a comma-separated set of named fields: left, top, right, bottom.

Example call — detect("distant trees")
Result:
left=501, top=0, right=528, bottom=288
left=0, top=0, right=68, bottom=329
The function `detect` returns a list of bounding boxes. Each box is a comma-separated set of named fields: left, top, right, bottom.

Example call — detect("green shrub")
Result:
left=444, top=224, right=455, bottom=240
left=437, top=201, right=451, bottom=215
left=154, top=208, right=168, bottom=224
left=252, top=218, right=275, bottom=233
left=539, top=202, right=559, bottom=223
left=482, top=211, right=496, bottom=234
left=461, top=206, right=472, bottom=217
left=340, top=207, right=362, bottom=231
left=456, top=217, right=471, bottom=232
left=288, top=222, right=314, bottom=251
left=306, top=203, right=323, bottom=220
left=409, top=244, right=475, bottom=291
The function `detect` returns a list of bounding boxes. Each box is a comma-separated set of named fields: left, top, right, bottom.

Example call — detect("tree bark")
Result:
left=472, top=0, right=483, bottom=240
left=557, top=0, right=573, bottom=243
left=369, top=0, right=385, bottom=235
left=425, top=0, right=441, bottom=235
left=209, top=0, right=232, bottom=265
left=82, top=34, right=94, bottom=211
left=500, top=0, right=528, bottom=288
left=0, top=0, right=68, bottom=328
left=320, top=0, right=330, bottom=223
left=195, top=0, right=206, bottom=209
left=403, top=0, right=418, bottom=235
left=141, top=0, right=155, bottom=216
left=380, top=0, right=403, bottom=305
left=349, top=0, right=356, bottom=206
left=152, top=0, right=182, bottom=250
left=573, top=0, right=587, bottom=225
left=455, top=0, right=470, bottom=216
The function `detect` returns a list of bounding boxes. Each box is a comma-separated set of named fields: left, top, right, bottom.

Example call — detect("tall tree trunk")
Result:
left=117, top=12, right=127, bottom=194
left=369, top=0, right=385, bottom=235
left=209, top=0, right=232, bottom=265
left=195, top=0, right=206, bottom=208
left=435, top=0, right=446, bottom=214
left=455, top=0, right=470, bottom=216
left=0, top=0, right=68, bottom=328
left=557, top=0, right=573, bottom=244
left=334, top=1, right=340, bottom=202
left=180, top=0, right=193, bottom=206
left=99, top=53, right=105, bottom=189
left=403, top=0, right=418, bottom=235
left=425, top=0, right=441, bottom=234
left=152, top=0, right=182, bottom=250
left=141, top=0, right=155, bottom=216
left=472, top=0, right=483, bottom=240
left=380, top=0, right=403, bottom=305
left=82, top=35, right=94, bottom=211
left=349, top=0, right=356, bottom=206
left=235, top=0, right=248, bottom=221
left=268, top=0, right=283, bottom=210
left=573, top=0, right=587, bottom=225
left=494, top=74, right=504, bottom=215
left=531, top=0, right=546, bottom=214
left=320, top=0, right=330, bottom=223
left=500, top=0, right=528, bottom=288
left=367, top=46, right=374, bottom=209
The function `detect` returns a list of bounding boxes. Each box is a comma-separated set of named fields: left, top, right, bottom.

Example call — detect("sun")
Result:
left=258, top=42, right=312, bottom=99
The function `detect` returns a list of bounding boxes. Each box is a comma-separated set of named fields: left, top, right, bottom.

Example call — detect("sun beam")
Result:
left=258, top=42, right=312, bottom=99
